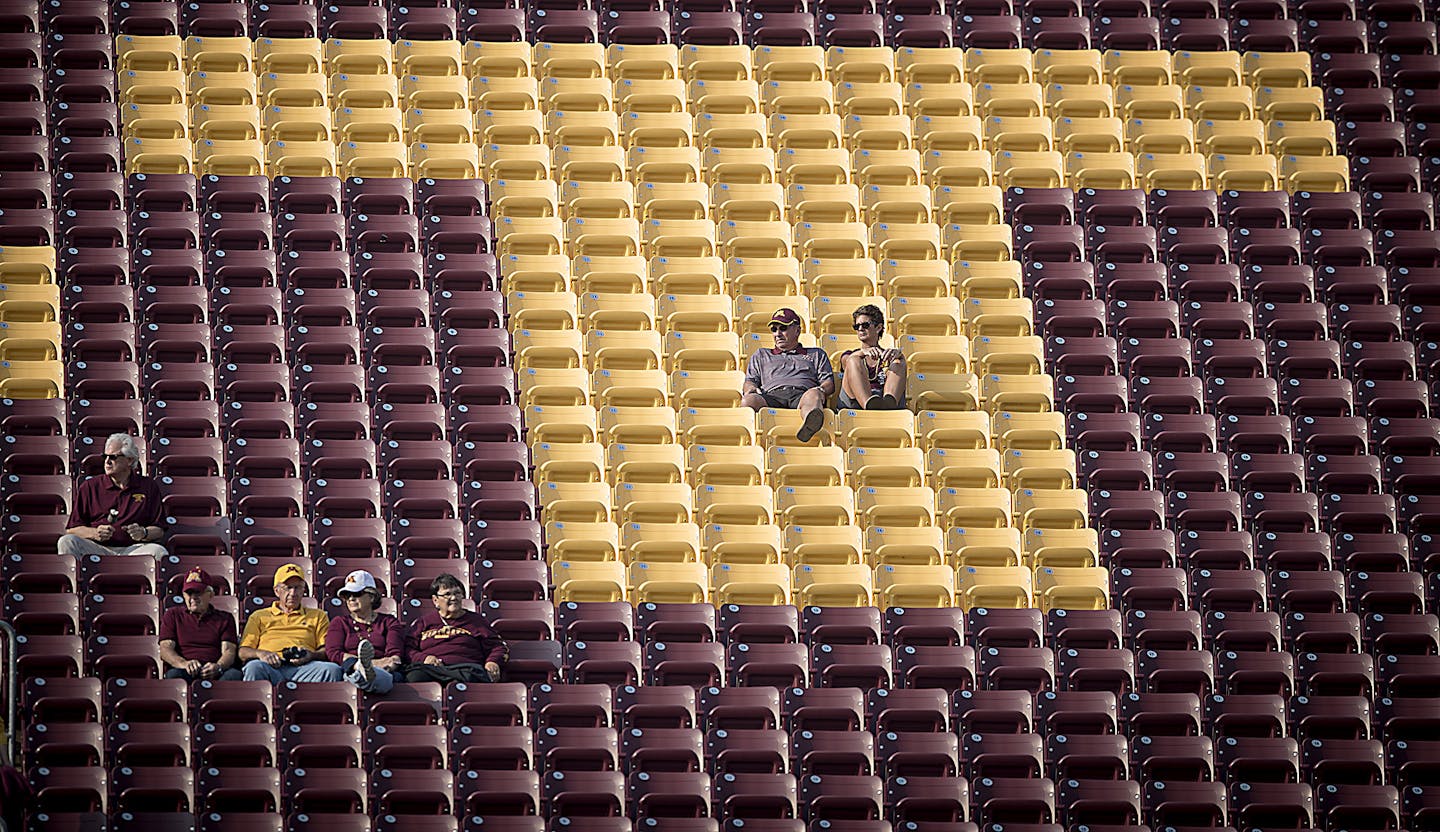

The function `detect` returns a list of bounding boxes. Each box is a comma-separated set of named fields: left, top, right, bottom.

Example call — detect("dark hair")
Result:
left=852, top=304, right=884, bottom=328
left=429, top=573, right=466, bottom=597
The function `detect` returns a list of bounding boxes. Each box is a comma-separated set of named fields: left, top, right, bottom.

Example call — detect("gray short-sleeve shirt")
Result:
left=745, top=346, right=835, bottom=391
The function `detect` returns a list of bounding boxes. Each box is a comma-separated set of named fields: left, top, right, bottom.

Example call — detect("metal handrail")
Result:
left=0, top=621, right=14, bottom=765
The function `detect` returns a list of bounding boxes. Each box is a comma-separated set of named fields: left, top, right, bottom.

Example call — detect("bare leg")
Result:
left=841, top=352, right=876, bottom=408
left=741, top=392, right=767, bottom=411
left=796, top=386, right=826, bottom=442
left=883, top=356, right=907, bottom=407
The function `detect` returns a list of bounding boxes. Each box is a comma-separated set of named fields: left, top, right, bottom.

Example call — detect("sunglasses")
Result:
left=769, top=323, right=797, bottom=333
left=103, top=453, right=128, bottom=462
left=853, top=321, right=877, bottom=331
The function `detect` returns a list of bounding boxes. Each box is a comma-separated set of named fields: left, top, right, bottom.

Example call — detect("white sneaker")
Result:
left=357, top=639, right=376, bottom=684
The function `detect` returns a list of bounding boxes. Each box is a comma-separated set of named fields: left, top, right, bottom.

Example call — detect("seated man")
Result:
left=58, top=433, right=167, bottom=559
left=239, top=564, right=343, bottom=684
left=158, top=567, right=242, bottom=682
left=839, top=303, right=907, bottom=410
left=740, top=307, right=835, bottom=443
left=405, top=573, right=507, bottom=684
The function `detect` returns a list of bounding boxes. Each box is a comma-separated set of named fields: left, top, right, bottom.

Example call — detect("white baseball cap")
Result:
left=340, top=570, right=379, bottom=596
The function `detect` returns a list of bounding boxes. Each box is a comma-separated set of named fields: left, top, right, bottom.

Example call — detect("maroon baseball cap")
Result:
left=769, top=307, right=802, bottom=327
left=181, top=567, right=214, bottom=593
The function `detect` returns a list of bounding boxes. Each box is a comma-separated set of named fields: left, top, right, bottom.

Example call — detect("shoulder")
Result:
left=244, top=606, right=275, bottom=626
left=132, top=473, right=161, bottom=490
left=159, top=605, right=183, bottom=623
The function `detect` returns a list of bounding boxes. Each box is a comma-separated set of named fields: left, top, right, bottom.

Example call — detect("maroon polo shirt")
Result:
left=407, top=609, right=508, bottom=666
left=324, top=612, right=408, bottom=664
left=67, top=473, right=164, bottom=546
left=159, top=604, right=239, bottom=664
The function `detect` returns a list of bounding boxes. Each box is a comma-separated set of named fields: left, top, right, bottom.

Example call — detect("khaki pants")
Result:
left=57, top=533, right=168, bottom=559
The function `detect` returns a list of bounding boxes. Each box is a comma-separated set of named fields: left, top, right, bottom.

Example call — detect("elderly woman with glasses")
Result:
left=839, top=304, right=907, bottom=411
left=59, top=432, right=168, bottom=558
left=404, top=573, right=507, bottom=684
left=324, top=570, right=407, bottom=694
left=739, top=307, right=836, bottom=443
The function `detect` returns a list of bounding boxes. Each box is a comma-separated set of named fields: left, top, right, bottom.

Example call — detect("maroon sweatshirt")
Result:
left=406, top=609, right=508, bottom=666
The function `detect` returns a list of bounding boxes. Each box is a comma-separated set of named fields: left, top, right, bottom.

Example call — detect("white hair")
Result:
left=105, top=433, right=142, bottom=462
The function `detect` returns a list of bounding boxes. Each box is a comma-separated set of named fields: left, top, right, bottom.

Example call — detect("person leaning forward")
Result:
left=740, top=307, right=835, bottom=443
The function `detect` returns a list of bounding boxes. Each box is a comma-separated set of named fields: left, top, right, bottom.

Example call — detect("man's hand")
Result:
left=423, top=655, right=442, bottom=666
left=95, top=524, right=114, bottom=542
left=184, top=659, right=203, bottom=677
left=485, top=661, right=501, bottom=680
left=376, top=656, right=401, bottom=672
left=198, top=662, right=219, bottom=680
left=257, top=650, right=282, bottom=667
left=122, top=523, right=146, bottom=541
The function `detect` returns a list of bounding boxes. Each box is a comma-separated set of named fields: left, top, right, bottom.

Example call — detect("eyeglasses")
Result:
left=183, top=589, right=206, bottom=597
left=434, top=592, right=465, bottom=601
left=853, top=321, right=877, bottom=331
left=103, top=453, right=127, bottom=462
left=769, top=323, right=796, bottom=333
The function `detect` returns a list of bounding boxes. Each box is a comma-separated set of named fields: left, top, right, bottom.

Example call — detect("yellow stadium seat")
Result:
left=1023, top=528, right=1099, bottom=568
left=1243, top=52, right=1311, bottom=88
left=334, top=107, right=404, bottom=144
left=1046, top=84, right=1115, bottom=119
left=1014, top=487, right=1088, bottom=530
left=698, top=111, right=768, bottom=149
left=787, top=183, right=860, bottom=223
left=0, top=322, right=59, bottom=362
left=629, top=561, right=710, bottom=604
left=1116, top=84, right=1185, bottom=120
left=1175, top=51, right=1243, bottom=87
left=776, top=485, right=855, bottom=526
left=896, top=334, right=969, bottom=376
left=844, top=114, right=914, bottom=151
left=1281, top=155, right=1350, bottom=193
left=339, top=140, right=408, bottom=179
left=628, top=146, right=703, bottom=184
left=194, top=138, right=264, bottom=176
left=1267, top=120, right=1337, bottom=158
left=966, top=48, right=1034, bottom=84
left=409, top=112, right=477, bottom=147
left=694, top=484, right=775, bottom=526
left=623, top=522, right=703, bottom=564
left=509, top=288, right=577, bottom=329
left=563, top=183, right=636, bottom=221
left=545, top=520, right=621, bottom=562
left=932, top=185, right=1001, bottom=228
left=120, top=69, right=186, bottom=105
left=897, top=47, right=964, bottom=84
left=1034, top=566, right=1110, bottom=611
left=555, top=146, right=627, bottom=185
left=533, top=442, right=605, bottom=485
left=607, top=44, right=679, bottom=81
left=951, top=260, right=1020, bottom=301
left=680, top=45, right=752, bottom=81
left=192, top=102, right=262, bottom=141
left=0, top=249, right=57, bottom=286
left=913, top=116, right=983, bottom=155
left=1136, top=152, right=1209, bottom=191
left=834, top=409, right=917, bottom=450
left=650, top=256, right=727, bottom=298
left=565, top=216, right=640, bottom=259
left=875, top=564, right=956, bottom=607
left=956, top=565, right=1033, bottom=610
left=1186, top=85, right=1255, bottom=122
left=862, top=184, right=932, bottom=224
left=889, top=296, right=963, bottom=337
left=688, top=444, right=765, bottom=487
left=795, top=221, right=869, bottom=261
left=265, top=104, right=330, bottom=142
left=705, top=524, right=784, bottom=565
left=878, top=260, right=948, bottom=300
left=679, top=406, right=757, bottom=447
left=553, top=561, right=628, bottom=603
left=971, top=335, right=1043, bottom=376
left=756, top=404, right=832, bottom=448
left=946, top=224, right=1014, bottom=262
left=540, top=481, right=612, bottom=524
left=465, top=42, right=533, bottom=78
left=1195, top=119, right=1265, bottom=155
left=762, top=80, right=835, bottom=115
left=836, top=82, right=905, bottom=118
left=1034, top=49, right=1103, bottom=85
left=712, top=562, right=791, bottom=605
left=865, top=526, right=945, bottom=566
left=599, top=405, right=678, bottom=446
left=607, top=443, right=685, bottom=484
left=688, top=79, right=762, bottom=114
left=592, top=368, right=669, bottom=408
left=803, top=256, right=880, bottom=297
left=846, top=447, right=925, bottom=488
left=1054, top=117, right=1125, bottom=154
left=664, top=332, right=740, bottom=374
left=704, top=147, right=779, bottom=186
left=125, top=105, right=190, bottom=142
left=921, top=150, right=991, bottom=188
left=829, top=46, right=896, bottom=83
left=947, top=526, right=1024, bottom=568
left=0, top=284, right=60, bottom=322
left=851, top=149, right=923, bottom=188
left=714, top=183, right=786, bottom=222
left=534, top=42, right=606, bottom=79
left=1126, top=117, right=1196, bottom=155
left=776, top=147, right=852, bottom=186
left=925, top=448, right=1003, bottom=490
left=491, top=179, right=559, bottom=218
left=908, top=372, right=981, bottom=412
left=256, top=37, right=322, bottom=75
left=991, top=411, right=1066, bottom=451
left=985, top=116, right=1052, bottom=152
left=936, top=486, right=1012, bottom=527
left=476, top=110, right=544, bottom=146
left=396, top=39, right=463, bottom=77
left=402, top=74, right=469, bottom=111
left=525, top=404, right=598, bottom=445
left=785, top=525, right=864, bottom=565
left=332, top=73, right=397, bottom=109
left=905, top=81, right=977, bottom=118
left=0, top=360, right=62, bottom=399
left=856, top=485, right=936, bottom=527
left=1209, top=154, right=1279, bottom=192
left=1003, top=448, right=1076, bottom=490
left=266, top=139, right=336, bottom=178
left=637, top=182, right=709, bottom=221
left=794, top=564, right=874, bottom=607
left=187, top=36, right=254, bottom=74
left=497, top=217, right=565, bottom=259
left=1256, top=86, right=1325, bottom=122
left=754, top=45, right=826, bottom=82
left=613, top=482, right=693, bottom=524
left=471, top=76, right=540, bottom=111
left=1103, top=50, right=1173, bottom=86
left=643, top=218, right=717, bottom=259
left=963, top=297, right=1033, bottom=338
left=981, top=373, right=1054, bottom=413
left=670, top=369, right=744, bottom=409
left=658, top=292, right=733, bottom=332
left=520, top=367, right=592, bottom=408
left=974, top=82, right=1044, bottom=119
left=326, top=38, right=392, bottom=76
left=621, top=111, right=692, bottom=149
left=1066, top=150, right=1137, bottom=190
left=767, top=445, right=846, bottom=487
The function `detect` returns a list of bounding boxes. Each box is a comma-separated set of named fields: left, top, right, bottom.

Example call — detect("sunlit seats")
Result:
left=1034, top=49, right=1103, bottom=86
left=1186, top=85, right=1255, bottom=122
left=1023, top=527, right=1100, bottom=568
left=715, top=183, right=786, bottom=223
left=865, top=526, right=946, bottom=566
left=1195, top=119, right=1266, bottom=156
left=540, top=481, right=613, bottom=524
left=1014, top=487, right=1089, bottom=530
left=533, top=442, right=606, bottom=485
left=1103, top=50, right=1173, bottom=87
left=905, top=81, right=976, bottom=117
left=525, top=405, right=598, bottom=445
left=846, top=447, right=925, bottom=488
left=1067, top=150, right=1137, bottom=190
left=599, top=405, right=678, bottom=447
left=679, top=407, right=756, bottom=447
left=786, top=525, right=865, bottom=565
left=327, top=38, right=393, bottom=76
left=956, top=565, right=1034, bottom=610
left=1046, top=84, right=1116, bottom=119
left=688, top=444, right=766, bottom=487
left=1267, top=120, right=1337, bottom=157
left=629, top=561, right=710, bottom=604
left=608, top=44, right=679, bottom=81
left=1255, top=86, right=1325, bottom=122
left=1116, top=84, right=1185, bottom=120
left=1281, top=154, right=1350, bottom=192
left=875, top=564, right=956, bottom=607
left=834, top=409, right=918, bottom=451
left=767, top=445, right=846, bottom=488
left=794, top=564, right=874, bottom=607
left=613, top=481, right=693, bottom=524
left=694, top=484, right=775, bottom=526
left=623, top=522, right=703, bottom=564
left=552, top=560, right=628, bottom=604
left=1243, top=52, right=1311, bottom=88
left=1209, top=153, right=1280, bottom=192
left=1135, top=151, right=1209, bottom=190
left=1003, top=448, right=1077, bottom=491
left=712, top=562, right=791, bottom=605
left=947, top=526, right=1025, bottom=568
left=926, top=448, right=1003, bottom=490
left=545, top=520, right=621, bottom=563
left=607, top=443, right=685, bottom=484
left=991, top=411, right=1066, bottom=451
left=776, top=485, right=856, bottom=527
left=1034, top=566, right=1111, bottom=611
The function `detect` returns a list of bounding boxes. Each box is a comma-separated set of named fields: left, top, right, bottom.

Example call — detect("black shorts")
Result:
left=758, top=385, right=812, bottom=409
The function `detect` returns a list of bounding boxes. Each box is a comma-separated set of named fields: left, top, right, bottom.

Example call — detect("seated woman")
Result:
left=324, top=569, right=406, bottom=694
left=839, top=304, right=907, bottom=410
left=405, top=573, right=508, bottom=684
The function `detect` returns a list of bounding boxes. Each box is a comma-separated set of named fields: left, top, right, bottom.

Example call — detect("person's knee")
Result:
left=57, top=534, right=85, bottom=555
left=799, top=387, right=825, bottom=408
left=315, top=662, right=343, bottom=682
left=135, top=543, right=168, bottom=559
left=219, top=667, right=244, bottom=682
left=740, top=392, right=765, bottom=411
left=241, top=659, right=270, bottom=681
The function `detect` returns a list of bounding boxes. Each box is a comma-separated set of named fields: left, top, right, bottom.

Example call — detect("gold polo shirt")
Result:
left=240, top=603, right=331, bottom=653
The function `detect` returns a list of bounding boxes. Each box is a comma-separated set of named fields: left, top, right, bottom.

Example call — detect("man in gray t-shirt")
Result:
left=741, top=307, right=835, bottom=443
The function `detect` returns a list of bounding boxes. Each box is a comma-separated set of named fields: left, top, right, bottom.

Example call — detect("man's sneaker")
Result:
left=357, top=639, right=376, bottom=684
